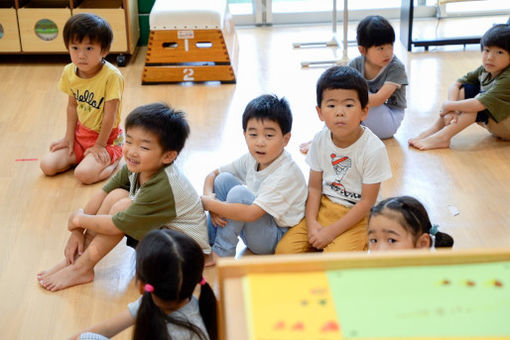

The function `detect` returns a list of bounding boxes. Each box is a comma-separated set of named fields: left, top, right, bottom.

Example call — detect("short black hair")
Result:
left=125, top=103, right=190, bottom=153
left=242, top=94, right=292, bottom=135
left=63, top=13, right=113, bottom=52
left=316, top=66, right=369, bottom=108
left=481, top=24, right=510, bottom=53
left=356, top=15, right=395, bottom=48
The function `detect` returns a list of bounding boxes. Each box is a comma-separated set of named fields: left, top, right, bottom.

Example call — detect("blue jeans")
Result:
left=208, top=172, right=289, bottom=257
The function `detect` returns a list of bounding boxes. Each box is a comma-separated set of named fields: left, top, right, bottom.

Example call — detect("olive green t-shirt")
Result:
left=102, top=164, right=210, bottom=253
left=458, top=65, right=510, bottom=122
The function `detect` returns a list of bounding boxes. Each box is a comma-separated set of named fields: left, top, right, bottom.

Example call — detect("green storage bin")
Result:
left=138, top=0, right=156, bottom=14
left=138, top=14, right=149, bottom=45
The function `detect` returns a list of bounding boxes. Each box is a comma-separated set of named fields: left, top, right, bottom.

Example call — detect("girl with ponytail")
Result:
left=70, top=228, right=217, bottom=340
left=367, top=196, right=454, bottom=251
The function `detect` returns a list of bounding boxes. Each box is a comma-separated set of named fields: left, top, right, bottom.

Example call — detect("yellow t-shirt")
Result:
left=58, top=60, right=124, bottom=132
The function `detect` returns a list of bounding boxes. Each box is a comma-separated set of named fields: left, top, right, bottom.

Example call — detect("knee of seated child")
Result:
left=109, top=197, right=132, bottom=215
left=225, top=185, right=253, bottom=204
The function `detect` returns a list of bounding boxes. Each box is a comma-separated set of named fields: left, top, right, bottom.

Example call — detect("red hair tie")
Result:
left=199, top=277, right=207, bottom=286
left=144, top=283, right=154, bottom=293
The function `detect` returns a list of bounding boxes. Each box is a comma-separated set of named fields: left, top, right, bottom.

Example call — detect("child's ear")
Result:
left=316, top=106, right=325, bottom=122
left=358, top=46, right=366, bottom=56
left=283, top=132, right=291, bottom=146
left=360, top=105, right=370, bottom=122
left=137, top=280, right=145, bottom=294
left=162, top=150, right=178, bottom=165
left=415, top=233, right=431, bottom=249
left=101, top=48, right=110, bottom=58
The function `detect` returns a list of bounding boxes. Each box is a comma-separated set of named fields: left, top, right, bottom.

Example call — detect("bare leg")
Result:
left=40, top=147, right=76, bottom=176
left=409, top=117, right=446, bottom=145
left=37, top=230, right=96, bottom=279
left=38, top=190, right=130, bottom=291
left=74, top=154, right=120, bottom=185
left=204, top=251, right=219, bottom=267
left=39, top=233, right=124, bottom=291
left=411, top=112, right=477, bottom=150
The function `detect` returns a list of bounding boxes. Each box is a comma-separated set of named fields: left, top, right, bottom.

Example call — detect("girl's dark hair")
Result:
left=356, top=15, right=395, bottom=48
left=369, top=196, right=454, bottom=248
left=316, top=66, right=369, bottom=108
left=63, top=13, right=113, bottom=52
left=133, top=229, right=217, bottom=340
left=125, top=103, right=190, bottom=154
left=242, top=94, right=293, bottom=135
left=481, top=24, right=510, bottom=53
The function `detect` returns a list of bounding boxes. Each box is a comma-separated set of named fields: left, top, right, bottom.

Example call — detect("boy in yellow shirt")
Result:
left=40, top=13, right=124, bottom=184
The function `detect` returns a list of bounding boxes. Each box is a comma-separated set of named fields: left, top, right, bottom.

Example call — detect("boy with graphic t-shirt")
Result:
left=40, top=13, right=124, bottom=184
left=276, top=66, right=392, bottom=254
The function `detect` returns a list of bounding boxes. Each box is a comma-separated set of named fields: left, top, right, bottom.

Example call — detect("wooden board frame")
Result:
left=216, top=248, right=510, bottom=340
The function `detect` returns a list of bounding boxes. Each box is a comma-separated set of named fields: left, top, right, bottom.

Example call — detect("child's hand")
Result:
left=65, top=230, right=85, bottom=265
left=443, top=112, right=459, bottom=125
left=68, top=208, right=84, bottom=230
left=309, top=226, right=335, bottom=250
left=85, top=144, right=110, bottom=164
left=307, top=220, right=322, bottom=242
left=49, top=138, right=74, bottom=156
left=210, top=211, right=227, bottom=227
left=439, top=101, right=456, bottom=117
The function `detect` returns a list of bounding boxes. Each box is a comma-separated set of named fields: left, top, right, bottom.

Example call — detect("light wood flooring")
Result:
left=0, top=18, right=509, bottom=339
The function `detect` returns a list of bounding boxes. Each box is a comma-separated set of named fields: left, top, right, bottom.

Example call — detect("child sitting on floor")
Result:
left=38, top=103, right=210, bottom=292
left=40, top=13, right=124, bottom=184
left=276, top=66, right=392, bottom=254
left=409, top=24, right=510, bottom=150
left=69, top=229, right=217, bottom=340
left=367, top=196, right=454, bottom=251
left=201, top=94, right=307, bottom=260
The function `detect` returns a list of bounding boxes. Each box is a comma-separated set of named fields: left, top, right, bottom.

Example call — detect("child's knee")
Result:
left=40, top=158, right=57, bottom=176
left=109, top=197, right=131, bottom=215
left=226, top=185, right=254, bottom=204
left=74, top=167, right=97, bottom=184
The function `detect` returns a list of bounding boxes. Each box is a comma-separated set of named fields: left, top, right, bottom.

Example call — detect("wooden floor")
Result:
left=1, top=18, right=510, bottom=339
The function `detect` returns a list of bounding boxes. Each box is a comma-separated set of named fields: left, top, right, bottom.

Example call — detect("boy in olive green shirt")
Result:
left=38, top=103, right=209, bottom=292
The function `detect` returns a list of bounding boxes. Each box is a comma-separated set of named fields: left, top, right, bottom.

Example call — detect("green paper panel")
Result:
left=327, top=261, right=510, bottom=339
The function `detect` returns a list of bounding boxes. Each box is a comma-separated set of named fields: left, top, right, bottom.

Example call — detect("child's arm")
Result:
left=368, top=83, right=399, bottom=107
left=440, top=98, right=485, bottom=116
left=309, top=182, right=380, bottom=250
left=305, top=170, right=324, bottom=240
left=201, top=195, right=266, bottom=223
left=49, top=96, right=78, bottom=155
left=65, top=190, right=109, bottom=264
left=84, top=99, right=119, bottom=164
left=67, top=309, right=135, bottom=340
left=202, top=169, right=228, bottom=227
left=68, top=210, right=123, bottom=235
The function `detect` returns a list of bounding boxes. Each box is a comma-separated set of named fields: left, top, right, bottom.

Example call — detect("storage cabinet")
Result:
left=0, top=3, right=21, bottom=52
left=0, top=0, right=139, bottom=65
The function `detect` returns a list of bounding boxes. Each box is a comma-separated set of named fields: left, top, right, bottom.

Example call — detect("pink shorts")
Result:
left=74, top=122, right=123, bottom=164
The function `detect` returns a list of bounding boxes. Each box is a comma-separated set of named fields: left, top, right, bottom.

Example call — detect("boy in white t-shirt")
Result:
left=201, top=94, right=307, bottom=259
left=276, top=66, right=392, bottom=254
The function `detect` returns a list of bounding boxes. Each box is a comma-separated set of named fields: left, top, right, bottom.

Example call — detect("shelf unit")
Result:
left=0, top=0, right=139, bottom=65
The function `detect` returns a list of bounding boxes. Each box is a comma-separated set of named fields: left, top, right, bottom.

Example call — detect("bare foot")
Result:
left=299, top=141, right=312, bottom=155
left=409, top=121, right=445, bottom=145
left=38, top=264, right=94, bottom=292
left=37, top=259, right=68, bottom=280
left=410, top=133, right=450, bottom=150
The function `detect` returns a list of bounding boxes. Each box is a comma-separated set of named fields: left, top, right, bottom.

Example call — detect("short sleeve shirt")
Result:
left=306, top=127, right=392, bottom=207
left=219, top=151, right=307, bottom=227
left=128, top=296, right=209, bottom=340
left=102, top=164, right=210, bottom=253
left=349, top=55, right=408, bottom=109
left=58, top=60, right=124, bottom=132
left=457, top=65, right=510, bottom=122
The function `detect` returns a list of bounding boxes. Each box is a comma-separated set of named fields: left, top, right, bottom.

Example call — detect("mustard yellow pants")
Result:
left=275, top=195, right=367, bottom=254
